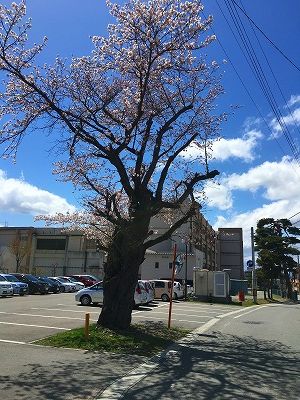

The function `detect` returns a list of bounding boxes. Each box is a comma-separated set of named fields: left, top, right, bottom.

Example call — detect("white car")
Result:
left=52, top=277, right=77, bottom=292
left=75, top=281, right=148, bottom=307
left=57, top=276, right=84, bottom=291
left=139, top=280, right=154, bottom=304
left=173, top=281, right=184, bottom=299
left=0, top=281, right=13, bottom=297
left=75, top=282, right=103, bottom=305
left=134, top=281, right=148, bottom=307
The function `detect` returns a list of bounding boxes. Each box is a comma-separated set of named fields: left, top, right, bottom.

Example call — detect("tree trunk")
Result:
left=283, top=267, right=293, bottom=299
left=97, top=216, right=150, bottom=330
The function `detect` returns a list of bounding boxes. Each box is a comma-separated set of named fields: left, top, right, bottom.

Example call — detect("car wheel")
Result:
left=60, top=286, right=65, bottom=293
left=174, top=292, right=178, bottom=300
left=19, top=293, right=25, bottom=296
left=80, top=294, right=92, bottom=306
left=161, top=293, right=169, bottom=302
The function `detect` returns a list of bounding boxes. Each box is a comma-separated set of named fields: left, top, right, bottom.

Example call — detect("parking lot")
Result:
left=0, top=293, right=240, bottom=343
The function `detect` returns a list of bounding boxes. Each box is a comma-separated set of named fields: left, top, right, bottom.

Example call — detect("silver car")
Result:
left=0, top=281, right=13, bottom=297
left=52, top=277, right=77, bottom=292
left=57, top=276, right=84, bottom=291
left=75, top=281, right=148, bottom=307
left=75, top=282, right=103, bottom=306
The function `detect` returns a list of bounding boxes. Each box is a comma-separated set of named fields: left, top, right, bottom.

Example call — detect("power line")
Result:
left=221, top=0, right=300, bottom=163
left=239, top=0, right=300, bottom=146
left=231, top=0, right=300, bottom=73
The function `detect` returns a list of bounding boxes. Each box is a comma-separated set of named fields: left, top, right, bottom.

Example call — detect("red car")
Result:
left=68, top=274, right=99, bottom=287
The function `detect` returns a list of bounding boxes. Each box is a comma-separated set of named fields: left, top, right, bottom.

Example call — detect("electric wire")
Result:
left=241, top=0, right=300, bottom=146
left=214, top=1, right=294, bottom=161
left=221, top=0, right=300, bottom=163
left=231, top=0, right=300, bottom=73
left=233, top=0, right=300, bottom=160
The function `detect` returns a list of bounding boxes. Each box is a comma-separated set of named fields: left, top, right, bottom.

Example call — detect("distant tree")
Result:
left=255, top=218, right=300, bottom=300
left=9, top=233, right=31, bottom=273
left=0, top=1, right=224, bottom=329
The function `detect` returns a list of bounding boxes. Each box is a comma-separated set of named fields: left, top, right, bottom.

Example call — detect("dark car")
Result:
left=47, top=276, right=65, bottom=293
left=0, top=273, right=29, bottom=296
left=69, top=274, right=99, bottom=287
left=11, top=273, right=49, bottom=295
left=37, top=276, right=61, bottom=293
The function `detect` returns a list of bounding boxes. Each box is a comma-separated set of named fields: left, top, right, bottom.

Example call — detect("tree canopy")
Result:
left=0, top=1, right=224, bottom=328
left=255, top=218, right=300, bottom=299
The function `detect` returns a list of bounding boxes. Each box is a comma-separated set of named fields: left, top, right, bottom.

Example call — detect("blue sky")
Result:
left=0, top=0, right=299, bottom=262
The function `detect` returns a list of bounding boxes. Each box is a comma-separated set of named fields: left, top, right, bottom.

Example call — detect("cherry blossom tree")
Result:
left=0, top=0, right=224, bottom=329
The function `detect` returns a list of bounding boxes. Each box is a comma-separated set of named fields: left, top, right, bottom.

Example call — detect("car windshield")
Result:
left=57, top=277, right=70, bottom=283
left=0, top=276, right=7, bottom=281
left=4, top=275, right=19, bottom=282
left=27, top=275, right=39, bottom=282
left=86, top=275, right=99, bottom=281
left=67, top=277, right=77, bottom=282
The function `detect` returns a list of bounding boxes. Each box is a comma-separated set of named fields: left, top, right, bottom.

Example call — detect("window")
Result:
left=36, top=238, right=66, bottom=250
left=155, top=262, right=159, bottom=269
left=169, top=262, right=173, bottom=269
left=154, top=281, right=165, bottom=288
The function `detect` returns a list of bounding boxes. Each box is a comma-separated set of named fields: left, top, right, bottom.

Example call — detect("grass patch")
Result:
left=34, top=321, right=190, bottom=357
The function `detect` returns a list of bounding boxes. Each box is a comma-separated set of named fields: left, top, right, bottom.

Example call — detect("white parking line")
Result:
left=0, top=321, right=70, bottom=330
left=139, top=310, right=218, bottom=317
left=31, top=307, right=100, bottom=314
left=233, top=305, right=269, bottom=319
left=0, top=339, right=26, bottom=344
left=178, top=319, right=207, bottom=324
left=0, top=311, right=97, bottom=321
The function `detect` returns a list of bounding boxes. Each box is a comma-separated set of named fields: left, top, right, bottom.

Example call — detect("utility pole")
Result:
left=251, top=227, right=257, bottom=303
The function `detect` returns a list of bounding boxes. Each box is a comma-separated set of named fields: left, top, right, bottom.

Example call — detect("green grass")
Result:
left=232, top=294, right=290, bottom=307
left=34, top=321, right=190, bottom=357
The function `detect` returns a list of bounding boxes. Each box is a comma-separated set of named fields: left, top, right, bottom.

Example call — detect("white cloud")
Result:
left=212, top=157, right=300, bottom=259
left=287, top=94, right=300, bottom=108
left=271, top=106, right=300, bottom=135
left=225, top=156, right=300, bottom=201
left=183, top=129, right=263, bottom=162
left=202, top=181, right=233, bottom=210
left=0, top=170, right=76, bottom=215
left=212, top=130, right=263, bottom=162
left=214, top=199, right=298, bottom=260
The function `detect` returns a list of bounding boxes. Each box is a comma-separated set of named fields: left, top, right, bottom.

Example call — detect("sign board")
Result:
left=246, top=259, right=254, bottom=271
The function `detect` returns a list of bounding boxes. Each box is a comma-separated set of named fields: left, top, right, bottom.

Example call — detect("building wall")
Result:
left=217, top=228, right=244, bottom=279
left=0, top=227, right=104, bottom=279
left=0, top=220, right=244, bottom=283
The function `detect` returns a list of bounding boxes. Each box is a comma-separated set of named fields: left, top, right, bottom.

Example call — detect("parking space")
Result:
left=0, top=294, right=240, bottom=343
left=132, top=301, right=238, bottom=329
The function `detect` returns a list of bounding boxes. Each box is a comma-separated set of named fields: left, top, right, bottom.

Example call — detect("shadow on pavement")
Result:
left=122, top=331, right=300, bottom=400
left=0, top=349, right=146, bottom=400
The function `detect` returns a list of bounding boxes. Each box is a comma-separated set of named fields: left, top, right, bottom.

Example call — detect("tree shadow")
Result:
left=122, top=331, right=300, bottom=400
left=0, top=349, right=145, bottom=400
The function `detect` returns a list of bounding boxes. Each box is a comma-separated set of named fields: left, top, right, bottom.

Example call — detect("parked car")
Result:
left=139, top=280, right=154, bottom=304
left=37, top=277, right=61, bottom=294
left=11, top=273, right=49, bottom=294
left=134, top=281, right=148, bottom=307
left=75, top=281, right=148, bottom=307
left=0, top=273, right=28, bottom=296
left=152, top=279, right=183, bottom=301
left=57, top=276, right=85, bottom=291
left=69, top=274, right=100, bottom=287
left=0, top=281, right=13, bottom=297
left=173, top=281, right=184, bottom=299
left=51, top=277, right=77, bottom=292
left=47, top=277, right=64, bottom=292
left=75, top=281, right=103, bottom=305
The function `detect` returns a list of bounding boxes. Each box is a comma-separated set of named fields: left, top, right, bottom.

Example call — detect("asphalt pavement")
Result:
left=1, top=294, right=299, bottom=400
